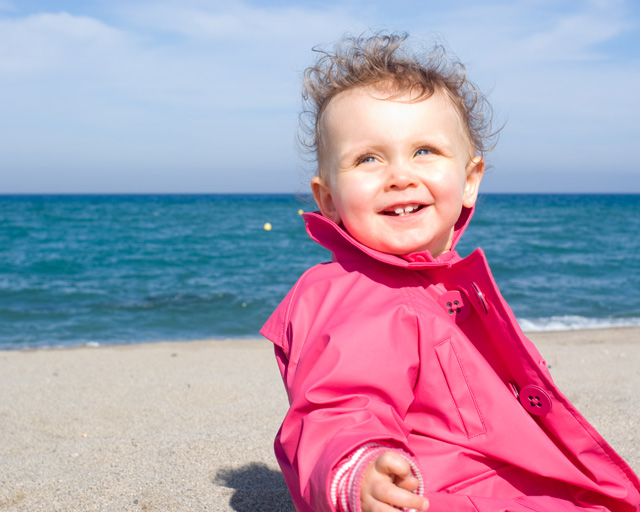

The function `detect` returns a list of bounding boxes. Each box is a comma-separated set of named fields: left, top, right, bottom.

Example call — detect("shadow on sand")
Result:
left=215, top=462, right=295, bottom=512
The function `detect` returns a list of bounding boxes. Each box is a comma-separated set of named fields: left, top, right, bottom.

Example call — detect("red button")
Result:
left=471, top=282, right=489, bottom=314
left=519, top=385, right=552, bottom=416
left=438, top=290, right=470, bottom=323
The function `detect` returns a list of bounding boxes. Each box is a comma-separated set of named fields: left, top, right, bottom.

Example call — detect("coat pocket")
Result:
left=435, top=339, right=486, bottom=438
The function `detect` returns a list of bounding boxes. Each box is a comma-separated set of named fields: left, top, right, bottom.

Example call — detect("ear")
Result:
left=462, top=156, right=484, bottom=208
left=311, top=176, right=341, bottom=224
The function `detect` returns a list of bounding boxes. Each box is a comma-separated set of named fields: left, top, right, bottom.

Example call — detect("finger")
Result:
left=375, top=452, right=419, bottom=492
left=394, top=474, right=419, bottom=492
left=361, top=496, right=407, bottom=512
left=369, top=479, right=429, bottom=511
left=375, top=451, right=413, bottom=479
left=362, top=496, right=427, bottom=512
left=362, top=492, right=429, bottom=512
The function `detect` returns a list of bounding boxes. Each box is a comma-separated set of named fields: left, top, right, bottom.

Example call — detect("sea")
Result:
left=1, top=194, right=639, bottom=350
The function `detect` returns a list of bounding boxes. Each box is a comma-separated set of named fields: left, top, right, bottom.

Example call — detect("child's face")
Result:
left=311, top=86, right=484, bottom=257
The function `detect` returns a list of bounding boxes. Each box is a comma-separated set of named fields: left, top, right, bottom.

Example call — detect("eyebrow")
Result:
left=340, top=136, right=457, bottom=162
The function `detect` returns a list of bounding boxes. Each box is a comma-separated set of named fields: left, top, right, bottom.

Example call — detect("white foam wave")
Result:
left=519, top=315, right=640, bottom=332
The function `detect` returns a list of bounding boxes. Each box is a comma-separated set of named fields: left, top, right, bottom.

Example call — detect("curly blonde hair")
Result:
left=299, top=32, right=497, bottom=177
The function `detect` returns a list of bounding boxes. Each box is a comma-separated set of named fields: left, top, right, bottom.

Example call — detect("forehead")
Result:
left=319, top=85, right=471, bottom=154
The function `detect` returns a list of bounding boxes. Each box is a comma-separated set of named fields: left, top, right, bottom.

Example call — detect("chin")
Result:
left=379, top=243, right=428, bottom=256
left=391, top=240, right=432, bottom=255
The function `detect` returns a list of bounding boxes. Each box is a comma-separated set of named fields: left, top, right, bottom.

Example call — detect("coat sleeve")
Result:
left=261, top=266, right=421, bottom=512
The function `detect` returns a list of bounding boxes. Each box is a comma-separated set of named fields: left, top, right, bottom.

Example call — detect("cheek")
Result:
left=432, top=170, right=468, bottom=199
left=335, top=198, right=366, bottom=227
left=335, top=177, right=377, bottom=214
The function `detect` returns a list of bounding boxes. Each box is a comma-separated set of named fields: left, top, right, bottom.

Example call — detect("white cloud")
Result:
left=0, top=2, right=371, bottom=192
left=0, top=2, right=368, bottom=110
left=0, top=12, right=128, bottom=75
left=118, top=1, right=360, bottom=41
left=507, top=7, right=631, bottom=63
left=0, top=0, right=638, bottom=192
left=395, top=0, right=639, bottom=178
left=406, top=0, right=634, bottom=67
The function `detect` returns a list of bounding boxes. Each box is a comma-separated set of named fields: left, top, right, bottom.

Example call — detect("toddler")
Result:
left=261, top=33, right=640, bottom=512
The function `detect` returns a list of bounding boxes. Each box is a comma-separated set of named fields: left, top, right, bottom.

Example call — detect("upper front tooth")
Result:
left=395, top=208, right=404, bottom=215
left=404, top=206, right=415, bottom=213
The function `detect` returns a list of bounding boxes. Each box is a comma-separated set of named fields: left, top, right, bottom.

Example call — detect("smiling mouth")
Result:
left=381, top=204, right=426, bottom=217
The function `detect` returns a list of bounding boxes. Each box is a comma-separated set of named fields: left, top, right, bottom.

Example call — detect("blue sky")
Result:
left=1, top=0, right=639, bottom=193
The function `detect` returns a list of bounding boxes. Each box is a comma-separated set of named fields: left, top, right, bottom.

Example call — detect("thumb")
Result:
left=375, top=452, right=413, bottom=479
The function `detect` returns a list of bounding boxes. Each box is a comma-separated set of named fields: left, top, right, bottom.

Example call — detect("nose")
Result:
left=385, top=162, right=419, bottom=191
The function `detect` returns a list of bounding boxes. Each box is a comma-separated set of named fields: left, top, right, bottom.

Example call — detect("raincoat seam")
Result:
left=435, top=338, right=469, bottom=437
left=434, top=338, right=487, bottom=439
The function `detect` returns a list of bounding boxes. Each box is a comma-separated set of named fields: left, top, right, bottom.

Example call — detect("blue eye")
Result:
left=415, top=148, right=432, bottom=156
left=357, top=154, right=377, bottom=164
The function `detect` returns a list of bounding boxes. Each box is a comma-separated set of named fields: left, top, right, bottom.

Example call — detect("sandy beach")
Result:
left=1, top=328, right=638, bottom=511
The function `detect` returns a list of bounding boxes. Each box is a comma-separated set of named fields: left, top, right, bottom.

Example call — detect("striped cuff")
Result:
left=330, top=443, right=424, bottom=512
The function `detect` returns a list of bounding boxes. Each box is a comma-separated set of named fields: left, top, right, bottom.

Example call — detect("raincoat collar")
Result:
left=303, top=206, right=475, bottom=270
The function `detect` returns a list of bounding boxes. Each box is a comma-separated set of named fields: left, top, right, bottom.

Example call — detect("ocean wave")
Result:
left=3, top=194, right=639, bottom=349
left=519, top=315, right=640, bottom=332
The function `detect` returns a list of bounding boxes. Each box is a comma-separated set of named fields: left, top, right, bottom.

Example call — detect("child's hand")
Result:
left=360, top=451, right=429, bottom=512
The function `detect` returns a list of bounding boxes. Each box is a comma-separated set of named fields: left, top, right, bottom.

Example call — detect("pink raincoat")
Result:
left=260, top=208, right=640, bottom=512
